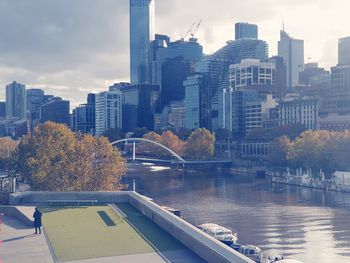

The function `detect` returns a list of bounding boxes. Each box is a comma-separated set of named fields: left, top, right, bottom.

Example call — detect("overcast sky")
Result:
left=0, top=0, right=349, bottom=107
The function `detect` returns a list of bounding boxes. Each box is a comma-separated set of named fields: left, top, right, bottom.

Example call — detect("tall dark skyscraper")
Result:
left=235, top=22, right=258, bottom=40
left=338, top=36, right=350, bottom=66
left=72, top=93, right=96, bottom=134
left=130, top=0, right=155, bottom=85
left=41, top=99, right=70, bottom=127
left=5, top=81, right=26, bottom=120
left=0, top=102, right=5, bottom=119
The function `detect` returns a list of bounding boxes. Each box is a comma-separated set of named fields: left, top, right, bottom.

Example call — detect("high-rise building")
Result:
left=5, top=81, right=26, bottom=120
left=235, top=22, right=258, bottom=40
left=184, top=73, right=212, bottom=130
left=95, top=91, right=123, bottom=135
left=338, top=36, right=350, bottom=66
left=278, top=30, right=304, bottom=87
left=41, top=98, right=70, bottom=126
left=150, top=36, right=203, bottom=89
left=0, top=102, right=5, bottom=119
left=324, top=65, right=350, bottom=114
left=268, top=56, right=287, bottom=98
left=223, top=89, right=258, bottom=138
left=167, top=100, right=186, bottom=131
left=196, top=37, right=268, bottom=130
left=72, top=93, right=96, bottom=134
left=130, top=0, right=155, bottom=85
left=160, top=57, right=193, bottom=109
left=229, top=59, right=275, bottom=93
left=26, top=89, right=45, bottom=131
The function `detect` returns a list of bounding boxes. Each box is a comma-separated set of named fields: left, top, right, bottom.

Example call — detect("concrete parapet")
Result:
left=128, top=192, right=253, bottom=263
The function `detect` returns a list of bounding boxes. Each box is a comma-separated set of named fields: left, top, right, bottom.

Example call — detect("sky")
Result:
left=0, top=0, right=349, bottom=108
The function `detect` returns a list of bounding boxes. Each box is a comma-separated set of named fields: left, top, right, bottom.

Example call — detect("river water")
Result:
left=123, top=163, right=350, bottom=263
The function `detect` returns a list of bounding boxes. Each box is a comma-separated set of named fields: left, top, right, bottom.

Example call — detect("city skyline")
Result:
left=0, top=0, right=349, bottom=107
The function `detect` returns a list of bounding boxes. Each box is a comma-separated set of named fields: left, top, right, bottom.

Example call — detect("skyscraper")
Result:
left=41, top=98, right=70, bottom=126
left=235, top=22, right=258, bottom=40
left=72, top=94, right=96, bottom=134
left=26, top=89, right=44, bottom=131
left=0, top=102, right=5, bottom=119
left=130, top=0, right=155, bottom=85
left=5, top=81, right=26, bottom=120
left=338, top=36, right=350, bottom=66
left=196, top=38, right=268, bottom=130
left=278, top=30, right=304, bottom=87
left=184, top=73, right=212, bottom=130
left=95, top=91, right=123, bottom=135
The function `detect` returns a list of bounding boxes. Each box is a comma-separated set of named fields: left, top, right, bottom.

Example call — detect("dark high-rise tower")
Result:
left=130, top=0, right=155, bottom=85
left=235, top=22, right=258, bottom=40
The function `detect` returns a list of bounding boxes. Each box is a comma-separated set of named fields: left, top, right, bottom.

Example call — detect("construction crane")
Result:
left=190, top=20, right=202, bottom=39
left=182, top=22, right=196, bottom=41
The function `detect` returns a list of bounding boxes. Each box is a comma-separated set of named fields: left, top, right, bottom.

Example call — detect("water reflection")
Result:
left=123, top=164, right=350, bottom=263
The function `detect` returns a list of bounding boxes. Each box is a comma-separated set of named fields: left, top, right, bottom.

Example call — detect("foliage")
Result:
left=268, top=136, right=291, bottom=167
left=160, top=130, right=185, bottom=156
left=269, top=130, right=350, bottom=176
left=0, top=137, right=19, bottom=169
left=10, top=122, right=126, bottom=191
left=184, top=128, right=215, bottom=160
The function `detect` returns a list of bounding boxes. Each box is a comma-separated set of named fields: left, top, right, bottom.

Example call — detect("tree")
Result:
left=184, top=128, right=215, bottom=160
left=268, top=136, right=291, bottom=167
left=138, top=132, right=164, bottom=156
left=160, top=130, right=185, bottom=156
left=0, top=137, right=19, bottom=169
left=10, top=122, right=126, bottom=191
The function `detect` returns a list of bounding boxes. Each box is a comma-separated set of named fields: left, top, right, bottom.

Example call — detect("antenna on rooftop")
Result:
left=282, top=17, right=285, bottom=31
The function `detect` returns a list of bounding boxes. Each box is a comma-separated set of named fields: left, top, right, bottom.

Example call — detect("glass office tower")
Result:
left=235, top=22, right=258, bottom=40
left=130, top=0, right=155, bottom=85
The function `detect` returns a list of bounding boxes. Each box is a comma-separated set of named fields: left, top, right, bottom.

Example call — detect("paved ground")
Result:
left=0, top=215, right=53, bottom=263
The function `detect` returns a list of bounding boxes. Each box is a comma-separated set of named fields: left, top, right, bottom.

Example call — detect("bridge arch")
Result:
left=111, top=138, right=186, bottom=163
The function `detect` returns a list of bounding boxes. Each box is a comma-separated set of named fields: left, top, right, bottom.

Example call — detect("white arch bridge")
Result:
left=111, top=138, right=231, bottom=166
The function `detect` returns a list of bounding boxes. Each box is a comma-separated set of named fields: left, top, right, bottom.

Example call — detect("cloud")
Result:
left=0, top=0, right=349, bottom=107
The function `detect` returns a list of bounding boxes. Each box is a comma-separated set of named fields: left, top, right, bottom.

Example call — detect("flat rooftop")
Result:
left=1, top=204, right=205, bottom=263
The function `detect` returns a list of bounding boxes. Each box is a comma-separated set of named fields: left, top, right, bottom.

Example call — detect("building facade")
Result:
left=196, top=37, right=268, bottom=130
left=0, top=102, right=5, bottom=119
left=235, top=22, right=258, bottom=40
left=168, top=100, right=186, bottom=131
left=41, top=99, right=70, bottom=126
left=5, top=81, right=26, bottom=120
left=223, top=89, right=258, bottom=138
left=185, top=74, right=212, bottom=130
left=26, top=89, right=44, bottom=131
left=95, top=91, right=123, bottom=135
left=338, top=36, right=350, bottom=66
left=278, top=30, right=304, bottom=87
left=130, top=0, right=155, bottom=84
left=229, top=59, right=275, bottom=91
left=72, top=93, right=96, bottom=134
left=279, top=96, right=318, bottom=130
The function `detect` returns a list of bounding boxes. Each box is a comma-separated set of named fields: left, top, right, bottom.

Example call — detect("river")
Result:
left=122, top=163, right=350, bottom=263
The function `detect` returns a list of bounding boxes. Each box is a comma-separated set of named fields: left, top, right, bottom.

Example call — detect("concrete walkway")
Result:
left=0, top=216, right=53, bottom=263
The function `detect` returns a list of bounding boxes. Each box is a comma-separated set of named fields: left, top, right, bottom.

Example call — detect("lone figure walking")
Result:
left=33, top=207, right=42, bottom=235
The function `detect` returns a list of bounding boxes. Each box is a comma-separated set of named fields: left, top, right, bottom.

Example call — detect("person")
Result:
left=33, top=207, right=42, bottom=235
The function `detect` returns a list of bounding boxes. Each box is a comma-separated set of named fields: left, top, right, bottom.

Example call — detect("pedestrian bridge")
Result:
left=111, top=138, right=231, bottom=166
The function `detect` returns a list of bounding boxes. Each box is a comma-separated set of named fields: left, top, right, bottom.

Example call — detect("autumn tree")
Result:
left=160, top=130, right=185, bottom=156
left=10, top=122, right=126, bottom=191
left=138, top=131, right=165, bottom=156
left=268, top=136, right=291, bottom=167
left=0, top=137, right=19, bottom=169
left=184, top=128, right=215, bottom=160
